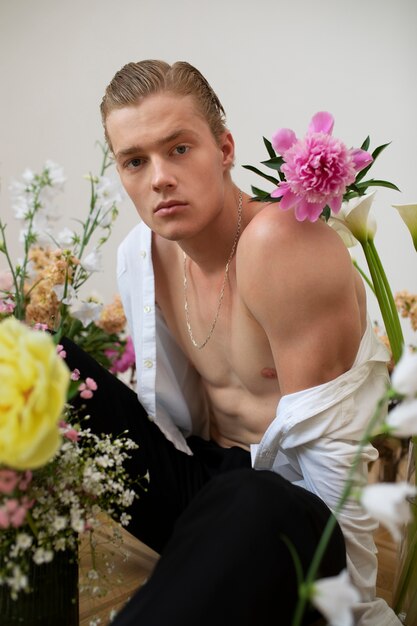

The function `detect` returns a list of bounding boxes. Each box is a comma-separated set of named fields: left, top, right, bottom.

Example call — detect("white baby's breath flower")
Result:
left=33, top=548, right=54, bottom=565
left=52, top=516, right=67, bottom=532
left=361, top=482, right=417, bottom=543
left=391, top=349, right=417, bottom=397
left=15, top=533, right=33, bottom=550
left=386, top=398, right=417, bottom=437
left=312, top=569, right=360, bottom=626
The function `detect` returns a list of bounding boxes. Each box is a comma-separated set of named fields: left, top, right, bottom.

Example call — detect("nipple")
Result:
left=261, top=367, right=277, bottom=379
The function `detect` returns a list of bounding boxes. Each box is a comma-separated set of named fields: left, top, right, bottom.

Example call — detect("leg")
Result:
left=112, top=468, right=346, bottom=626
left=61, top=336, right=210, bottom=553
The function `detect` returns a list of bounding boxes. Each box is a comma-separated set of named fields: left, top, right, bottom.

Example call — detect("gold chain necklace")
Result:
left=183, top=190, right=243, bottom=349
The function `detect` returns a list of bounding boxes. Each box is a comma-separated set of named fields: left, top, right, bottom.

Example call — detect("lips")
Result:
left=154, top=200, right=187, bottom=215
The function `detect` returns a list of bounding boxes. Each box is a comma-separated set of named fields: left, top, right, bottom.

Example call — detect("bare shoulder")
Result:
left=237, top=203, right=354, bottom=301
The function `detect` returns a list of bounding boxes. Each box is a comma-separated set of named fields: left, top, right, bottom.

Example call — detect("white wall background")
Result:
left=1, top=0, right=416, bottom=343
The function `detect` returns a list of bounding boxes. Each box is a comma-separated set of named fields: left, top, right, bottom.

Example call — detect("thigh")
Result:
left=112, top=468, right=346, bottom=626
left=61, top=336, right=210, bottom=553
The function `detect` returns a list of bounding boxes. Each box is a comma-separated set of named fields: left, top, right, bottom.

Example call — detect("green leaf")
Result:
left=250, top=186, right=273, bottom=200
left=355, top=179, right=400, bottom=192
left=260, top=156, right=285, bottom=171
left=263, top=137, right=276, bottom=159
left=361, top=136, right=370, bottom=151
left=242, top=164, right=279, bottom=186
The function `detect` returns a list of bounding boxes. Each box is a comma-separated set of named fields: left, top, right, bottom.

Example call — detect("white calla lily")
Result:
left=386, top=398, right=417, bottom=437
left=361, top=482, right=417, bottom=543
left=391, top=348, right=417, bottom=397
left=329, top=192, right=377, bottom=246
left=393, top=203, right=417, bottom=252
left=312, top=569, right=360, bottom=626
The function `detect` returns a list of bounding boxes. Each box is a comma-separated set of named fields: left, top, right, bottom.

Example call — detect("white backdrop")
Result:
left=1, top=0, right=416, bottom=343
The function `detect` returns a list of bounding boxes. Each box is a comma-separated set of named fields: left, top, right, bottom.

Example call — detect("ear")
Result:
left=219, top=131, right=235, bottom=170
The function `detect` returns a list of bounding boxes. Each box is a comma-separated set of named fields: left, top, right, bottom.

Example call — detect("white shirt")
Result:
left=117, top=220, right=401, bottom=625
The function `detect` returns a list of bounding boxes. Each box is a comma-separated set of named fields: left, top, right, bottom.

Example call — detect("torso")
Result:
left=152, top=205, right=366, bottom=451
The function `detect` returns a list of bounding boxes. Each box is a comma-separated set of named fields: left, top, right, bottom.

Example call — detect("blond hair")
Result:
left=100, top=60, right=227, bottom=149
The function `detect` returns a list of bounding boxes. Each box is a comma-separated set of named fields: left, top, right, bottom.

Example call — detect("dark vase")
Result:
left=0, top=550, right=79, bottom=626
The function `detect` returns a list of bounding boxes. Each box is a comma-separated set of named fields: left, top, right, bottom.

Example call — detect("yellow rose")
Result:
left=0, top=317, right=70, bottom=469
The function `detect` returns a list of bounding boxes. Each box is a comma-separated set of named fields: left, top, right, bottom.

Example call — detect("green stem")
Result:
left=353, top=260, right=375, bottom=294
left=368, top=239, right=404, bottom=361
left=291, top=392, right=391, bottom=626
left=362, top=241, right=402, bottom=363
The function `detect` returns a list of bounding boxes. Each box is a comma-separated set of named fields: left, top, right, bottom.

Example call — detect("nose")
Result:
left=151, top=158, right=177, bottom=192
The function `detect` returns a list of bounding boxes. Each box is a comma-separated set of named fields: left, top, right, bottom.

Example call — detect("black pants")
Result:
left=62, top=337, right=346, bottom=625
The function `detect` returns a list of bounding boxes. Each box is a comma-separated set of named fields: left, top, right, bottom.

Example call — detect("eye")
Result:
left=126, top=157, right=144, bottom=170
left=173, top=145, right=189, bottom=156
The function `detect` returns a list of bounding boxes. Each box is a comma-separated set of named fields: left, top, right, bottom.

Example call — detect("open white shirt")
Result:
left=118, top=221, right=401, bottom=626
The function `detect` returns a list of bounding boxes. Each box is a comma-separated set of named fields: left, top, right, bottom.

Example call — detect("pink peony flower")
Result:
left=271, top=112, right=373, bottom=222
left=106, top=336, right=136, bottom=374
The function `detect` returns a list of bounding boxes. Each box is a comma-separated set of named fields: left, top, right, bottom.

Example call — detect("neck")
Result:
left=179, top=185, right=244, bottom=275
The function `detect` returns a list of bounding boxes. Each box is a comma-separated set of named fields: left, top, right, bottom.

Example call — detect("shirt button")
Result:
left=144, top=305, right=152, bottom=313
left=144, top=359, right=153, bottom=369
left=148, top=414, right=155, bottom=422
left=140, top=250, right=147, bottom=258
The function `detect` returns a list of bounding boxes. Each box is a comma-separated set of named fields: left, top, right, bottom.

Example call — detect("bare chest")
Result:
left=152, top=237, right=280, bottom=403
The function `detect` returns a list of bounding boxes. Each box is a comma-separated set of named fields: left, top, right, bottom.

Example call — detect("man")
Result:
left=65, top=60, right=400, bottom=625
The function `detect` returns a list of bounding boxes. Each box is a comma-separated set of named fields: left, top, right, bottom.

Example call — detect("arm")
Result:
left=237, top=204, right=365, bottom=397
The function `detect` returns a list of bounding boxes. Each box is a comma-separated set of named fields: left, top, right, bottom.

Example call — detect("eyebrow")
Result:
left=115, top=129, right=196, bottom=160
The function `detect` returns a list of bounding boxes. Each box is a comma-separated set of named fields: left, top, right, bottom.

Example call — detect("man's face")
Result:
left=107, top=93, right=234, bottom=241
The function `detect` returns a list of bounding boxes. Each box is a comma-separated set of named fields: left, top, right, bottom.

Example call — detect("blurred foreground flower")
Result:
left=0, top=317, right=69, bottom=470
left=311, top=569, right=360, bottom=626
left=360, top=482, right=417, bottom=543
left=390, top=348, right=417, bottom=397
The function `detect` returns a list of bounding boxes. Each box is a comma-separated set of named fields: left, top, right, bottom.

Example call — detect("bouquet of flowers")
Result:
left=0, top=149, right=143, bottom=624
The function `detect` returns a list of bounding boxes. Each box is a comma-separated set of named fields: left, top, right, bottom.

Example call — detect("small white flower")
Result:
left=33, top=548, right=54, bottom=565
left=361, top=482, right=417, bottom=543
left=57, top=227, right=76, bottom=246
left=21, top=168, right=35, bottom=184
left=386, top=398, right=417, bottom=437
left=16, top=533, right=33, bottom=550
left=52, top=516, right=67, bottom=532
left=95, top=176, right=123, bottom=211
left=82, top=249, right=103, bottom=273
left=70, top=300, right=103, bottom=327
left=53, top=283, right=77, bottom=305
left=312, top=569, right=360, bottom=626
left=45, top=160, right=66, bottom=188
left=391, top=349, right=417, bottom=397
